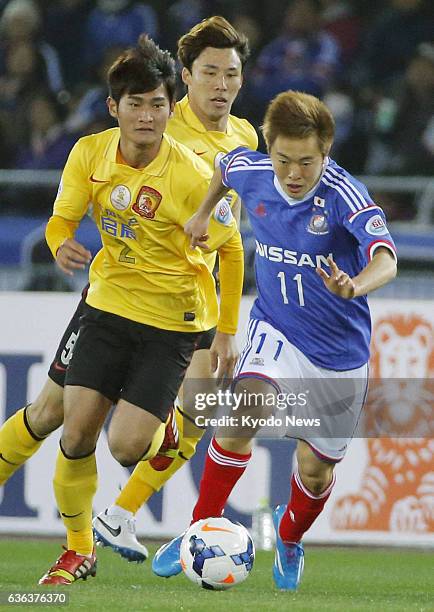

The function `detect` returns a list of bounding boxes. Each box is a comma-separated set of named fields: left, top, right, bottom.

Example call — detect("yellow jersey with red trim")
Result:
left=52, top=128, right=238, bottom=332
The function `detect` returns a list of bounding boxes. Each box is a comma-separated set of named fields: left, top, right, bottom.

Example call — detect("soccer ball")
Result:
left=180, top=517, right=255, bottom=590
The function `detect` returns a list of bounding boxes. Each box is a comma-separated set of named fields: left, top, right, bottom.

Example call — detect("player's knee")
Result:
left=27, top=381, right=65, bottom=437
left=61, top=430, right=96, bottom=458
left=298, top=465, right=334, bottom=496
left=109, top=436, right=152, bottom=467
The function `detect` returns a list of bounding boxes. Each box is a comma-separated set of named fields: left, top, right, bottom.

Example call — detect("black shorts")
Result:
left=48, top=286, right=89, bottom=386
left=65, top=303, right=203, bottom=422
left=48, top=285, right=215, bottom=387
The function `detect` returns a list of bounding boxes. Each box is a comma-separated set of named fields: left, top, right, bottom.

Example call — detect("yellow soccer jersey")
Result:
left=52, top=128, right=238, bottom=332
left=167, top=94, right=257, bottom=271
left=167, top=95, right=258, bottom=176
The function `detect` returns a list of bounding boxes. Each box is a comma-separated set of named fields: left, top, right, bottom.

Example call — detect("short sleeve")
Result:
left=342, top=205, right=397, bottom=263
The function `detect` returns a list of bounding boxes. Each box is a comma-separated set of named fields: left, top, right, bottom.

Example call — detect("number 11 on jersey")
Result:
left=277, top=271, right=305, bottom=307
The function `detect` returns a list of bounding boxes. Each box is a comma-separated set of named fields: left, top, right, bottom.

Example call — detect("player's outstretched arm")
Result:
left=317, top=248, right=396, bottom=298
left=185, top=166, right=230, bottom=249
left=211, top=231, right=244, bottom=383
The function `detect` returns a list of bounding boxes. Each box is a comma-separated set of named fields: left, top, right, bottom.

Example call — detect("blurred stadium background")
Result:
left=0, top=0, right=433, bottom=561
left=0, top=0, right=432, bottom=294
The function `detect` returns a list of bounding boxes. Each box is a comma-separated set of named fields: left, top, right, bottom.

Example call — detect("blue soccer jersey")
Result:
left=220, top=147, right=397, bottom=370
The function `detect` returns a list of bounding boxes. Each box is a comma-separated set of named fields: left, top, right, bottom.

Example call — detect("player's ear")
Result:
left=107, top=97, right=118, bottom=119
left=181, top=67, right=192, bottom=86
left=323, top=140, right=332, bottom=159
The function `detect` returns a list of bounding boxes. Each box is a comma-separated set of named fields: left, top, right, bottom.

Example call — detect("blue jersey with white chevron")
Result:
left=221, top=147, right=397, bottom=370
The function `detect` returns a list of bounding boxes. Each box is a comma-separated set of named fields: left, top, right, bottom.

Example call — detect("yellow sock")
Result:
left=0, top=407, right=44, bottom=485
left=53, top=446, right=97, bottom=555
left=115, top=407, right=205, bottom=514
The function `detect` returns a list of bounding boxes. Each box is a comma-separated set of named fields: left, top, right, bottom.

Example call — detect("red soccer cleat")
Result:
left=149, top=407, right=179, bottom=471
left=38, top=547, right=97, bottom=585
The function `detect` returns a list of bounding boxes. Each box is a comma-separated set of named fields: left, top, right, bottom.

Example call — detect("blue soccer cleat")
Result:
left=272, top=504, right=304, bottom=591
left=152, top=533, right=184, bottom=577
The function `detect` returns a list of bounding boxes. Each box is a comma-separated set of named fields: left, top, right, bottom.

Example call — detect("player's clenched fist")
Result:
left=316, top=256, right=356, bottom=299
left=56, top=238, right=91, bottom=276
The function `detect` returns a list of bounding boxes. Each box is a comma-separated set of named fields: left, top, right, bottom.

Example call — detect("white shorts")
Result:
left=234, top=319, right=368, bottom=462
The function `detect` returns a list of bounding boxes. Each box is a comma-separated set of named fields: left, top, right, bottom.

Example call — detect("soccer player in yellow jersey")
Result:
left=92, top=16, right=257, bottom=560
left=36, top=35, right=244, bottom=586
left=0, top=17, right=255, bottom=566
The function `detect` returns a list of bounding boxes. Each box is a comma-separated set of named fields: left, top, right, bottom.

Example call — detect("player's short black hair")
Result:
left=178, top=16, right=250, bottom=72
left=108, top=35, right=176, bottom=105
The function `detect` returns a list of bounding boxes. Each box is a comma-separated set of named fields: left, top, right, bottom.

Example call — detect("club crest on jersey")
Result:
left=132, top=186, right=162, bottom=219
left=365, top=214, right=388, bottom=236
left=214, top=197, right=233, bottom=226
left=307, top=211, right=329, bottom=235
left=110, top=185, right=131, bottom=211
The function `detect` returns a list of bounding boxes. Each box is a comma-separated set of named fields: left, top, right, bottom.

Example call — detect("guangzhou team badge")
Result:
left=132, top=186, right=162, bottom=219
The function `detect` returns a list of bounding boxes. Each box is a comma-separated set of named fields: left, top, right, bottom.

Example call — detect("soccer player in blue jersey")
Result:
left=153, top=90, right=397, bottom=590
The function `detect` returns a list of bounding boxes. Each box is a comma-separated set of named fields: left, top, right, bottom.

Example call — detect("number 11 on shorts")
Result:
left=277, top=271, right=305, bottom=306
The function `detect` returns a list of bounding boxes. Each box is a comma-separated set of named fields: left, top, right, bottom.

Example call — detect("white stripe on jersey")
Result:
left=234, top=319, right=258, bottom=378
left=321, top=177, right=359, bottom=213
left=368, top=240, right=397, bottom=262
left=348, top=204, right=382, bottom=223
left=323, top=171, right=366, bottom=211
left=228, top=153, right=271, bottom=166
left=325, top=167, right=370, bottom=209
left=230, top=156, right=273, bottom=168
left=228, top=165, right=274, bottom=174
left=223, top=152, right=271, bottom=184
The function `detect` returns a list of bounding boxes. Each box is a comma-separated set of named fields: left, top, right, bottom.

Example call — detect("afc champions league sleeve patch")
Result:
left=214, top=197, right=233, bottom=226
left=365, top=214, right=388, bottom=236
left=110, top=185, right=131, bottom=211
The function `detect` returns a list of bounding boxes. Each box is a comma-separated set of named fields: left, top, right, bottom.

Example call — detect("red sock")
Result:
left=192, top=438, right=251, bottom=522
left=279, top=469, right=336, bottom=543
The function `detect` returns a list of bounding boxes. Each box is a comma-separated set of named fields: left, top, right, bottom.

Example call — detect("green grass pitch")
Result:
left=0, top=539, right=432, bottom=611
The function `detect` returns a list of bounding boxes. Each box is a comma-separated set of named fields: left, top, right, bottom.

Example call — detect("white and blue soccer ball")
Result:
left=180, top=517, right=255, bottom=590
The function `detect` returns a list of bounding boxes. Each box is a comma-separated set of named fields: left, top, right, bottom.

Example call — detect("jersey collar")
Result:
left=176, top=95, right=234, bottom=136
left=273, top=157, right=330, bottom=206
left=104, top=128, right=171, bottom=176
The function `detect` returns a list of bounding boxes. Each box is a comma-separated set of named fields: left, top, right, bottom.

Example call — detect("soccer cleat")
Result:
left=149, top=407, right=179, bottom=471
left=152, top=533, right=184, bottom=577
left=272, top=504, right=305, bottom=591
left=38, top=547, right=97, bottom=585
left=92, top=509, right=148, bottom=563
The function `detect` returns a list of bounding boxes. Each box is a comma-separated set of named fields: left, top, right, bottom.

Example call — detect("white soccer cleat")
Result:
left=92, top=508, right=148, bottom=563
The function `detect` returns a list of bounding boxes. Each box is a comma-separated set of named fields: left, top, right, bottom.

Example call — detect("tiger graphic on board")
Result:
left=331, top=315, right=434, bottom=532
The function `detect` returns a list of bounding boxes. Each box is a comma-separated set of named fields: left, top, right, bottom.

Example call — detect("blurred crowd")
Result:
left=0, top=0, right=433, bottom=215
